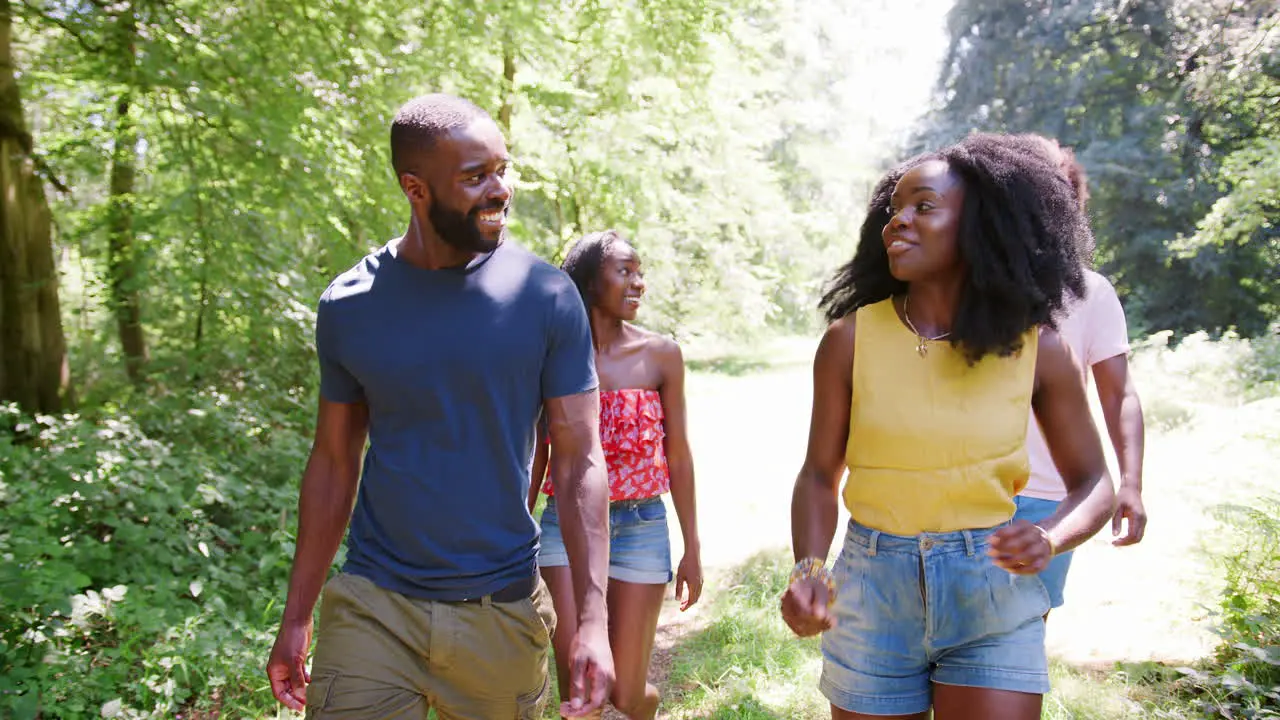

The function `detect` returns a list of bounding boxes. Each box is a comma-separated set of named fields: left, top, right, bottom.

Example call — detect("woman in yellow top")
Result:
left=782, top=134, right=1116, bottom=720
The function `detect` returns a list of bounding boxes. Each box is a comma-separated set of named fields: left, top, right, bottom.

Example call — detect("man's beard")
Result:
left=428, top=202, right=506, bottom=254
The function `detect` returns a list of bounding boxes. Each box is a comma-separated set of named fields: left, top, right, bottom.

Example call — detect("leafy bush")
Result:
left=0, top=387, right=313, bottom=719
left=1240, top=329, right=1280, bottom=400
left=1130, top=328, right=1280, bottom=432
left=1175, top=499, right=1280, bottom=718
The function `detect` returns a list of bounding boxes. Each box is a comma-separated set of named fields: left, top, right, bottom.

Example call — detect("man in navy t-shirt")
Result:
left=266, top=94, right=614, bottom=719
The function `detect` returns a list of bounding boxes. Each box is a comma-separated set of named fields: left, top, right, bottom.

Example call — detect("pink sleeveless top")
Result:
left=541, top=389, right=670, bottom=501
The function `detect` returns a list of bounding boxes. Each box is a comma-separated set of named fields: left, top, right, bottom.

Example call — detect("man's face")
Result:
left=419, top=118, right=513, bottom=253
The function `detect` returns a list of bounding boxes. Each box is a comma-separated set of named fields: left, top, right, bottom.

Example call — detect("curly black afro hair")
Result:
left=819, top=133, right=1093, bottom=364
left=1016, top=133, right=1091, bottom=212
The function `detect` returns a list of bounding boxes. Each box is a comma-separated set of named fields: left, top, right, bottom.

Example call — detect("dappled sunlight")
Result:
left=3, top=0, right=1276, bottom=715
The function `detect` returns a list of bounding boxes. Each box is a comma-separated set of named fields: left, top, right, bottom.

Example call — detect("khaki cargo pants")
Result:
left=305, top=573, right=556, bottom=719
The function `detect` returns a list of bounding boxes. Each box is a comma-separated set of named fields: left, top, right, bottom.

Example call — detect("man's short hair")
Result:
left=390, top=94, right=491, bottom=176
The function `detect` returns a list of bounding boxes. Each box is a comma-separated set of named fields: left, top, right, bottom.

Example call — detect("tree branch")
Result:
left=23, top=4, right=106, bottom=54
left=32, top=154, right=69, bottom=195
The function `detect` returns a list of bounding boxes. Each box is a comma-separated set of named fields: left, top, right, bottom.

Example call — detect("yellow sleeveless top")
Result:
left=843, top=299, right=1038, bottom=535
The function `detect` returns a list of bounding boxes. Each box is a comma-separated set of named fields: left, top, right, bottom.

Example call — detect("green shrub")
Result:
left=1175, top=498, right=1280, bottom=718
left=1130, top=329, right=1280, bottom=417
left=1240, top=329, right=1280, bottom=400
left=0, top=388, right=313, bottom=719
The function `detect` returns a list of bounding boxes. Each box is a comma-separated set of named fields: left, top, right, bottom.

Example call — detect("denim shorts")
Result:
left=1013, top=496, right=1074, bottom=608
left=537, top=497, right=673, bottom=585
left=820, top=520, right=1051, bottom=715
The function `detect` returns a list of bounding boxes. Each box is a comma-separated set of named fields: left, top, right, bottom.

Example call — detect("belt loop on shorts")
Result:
left=866, top=529, right=880, bottom=556
left=962, top=529, right=975, bottom=556
left=479, top=594, right=492, bottom=607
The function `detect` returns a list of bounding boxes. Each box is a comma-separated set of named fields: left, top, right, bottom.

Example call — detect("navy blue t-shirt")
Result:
left=316, top=240, right=597, bottom=600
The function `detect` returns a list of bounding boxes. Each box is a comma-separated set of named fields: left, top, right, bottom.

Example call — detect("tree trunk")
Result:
left=0, top=0, right=71, bottom=413
left=190, top=180, right=209, bottom=386
left=499, top=42, right=516, bottom=135
left=107, top=8, right=146, bottom=383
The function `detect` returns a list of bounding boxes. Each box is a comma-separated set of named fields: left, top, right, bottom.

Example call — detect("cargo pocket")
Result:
left=508, top=584, right=555, bottom=650
left=303, top=673, right=337, bottom=716
left=303, top=672, right=424, bottom=718
left=531, top=578, right=557, bottom=643
left=515, top=674, right=549, bottom=720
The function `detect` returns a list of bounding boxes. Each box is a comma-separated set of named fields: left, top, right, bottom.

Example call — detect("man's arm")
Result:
left=1093, top=354, right=1146, bottom=544
left=266, top=398, right=368, bottom=711
left=544, top=390, right=613, bottom=715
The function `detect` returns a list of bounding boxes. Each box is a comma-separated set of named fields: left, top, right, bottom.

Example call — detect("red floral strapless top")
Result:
left=542, top=388, right=670, bottom=501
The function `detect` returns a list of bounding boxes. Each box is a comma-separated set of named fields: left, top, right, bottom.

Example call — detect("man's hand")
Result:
left=989, top=520, right=1054, bottom=575
left=561, top=621, right=614, bottom=717
left=1111, top=486, right=1147, bottom=546
left=266, top=618, right=313, bottom=711
left=675, top=551, right=703, bottom=612
left=780, top=577, right=835, bottom=637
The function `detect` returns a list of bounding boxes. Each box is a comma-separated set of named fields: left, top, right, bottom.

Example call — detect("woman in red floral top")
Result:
left=528, top=230, right=702, bottom=720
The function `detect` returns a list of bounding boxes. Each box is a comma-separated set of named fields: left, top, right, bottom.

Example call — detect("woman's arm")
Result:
left=782, top=316, right=855, bottom=636
left=657, top=338, right=701, bottom=610
left=1034, top=328, right=1116, bottom=551
left=528, top=416, right=550, bottom=514
left=990, top=327, right=1115, bottom=573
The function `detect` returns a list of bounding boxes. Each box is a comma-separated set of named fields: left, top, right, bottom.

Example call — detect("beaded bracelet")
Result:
left=1032, top=524, right=1057, bottom=558
left=790, top=557, right=837, bottom=606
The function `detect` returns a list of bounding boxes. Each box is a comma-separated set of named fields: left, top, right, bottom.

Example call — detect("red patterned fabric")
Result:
left=541, top=389, right=670, bottom=501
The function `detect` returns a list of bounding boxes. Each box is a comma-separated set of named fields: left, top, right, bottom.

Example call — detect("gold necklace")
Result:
left=903, top=294, right=951, bottom=357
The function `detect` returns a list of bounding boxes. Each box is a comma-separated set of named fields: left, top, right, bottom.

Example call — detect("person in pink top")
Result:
left=528, top=230, right=702, bottom=720
left=1014, top=136, right=1149, bottom=612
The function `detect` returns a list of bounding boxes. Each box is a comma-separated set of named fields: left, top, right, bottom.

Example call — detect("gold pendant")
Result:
left=916, top=337, right=929, bottom=357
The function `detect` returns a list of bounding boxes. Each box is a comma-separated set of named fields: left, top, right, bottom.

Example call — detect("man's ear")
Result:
left=400, top=172, right=430, bottom=205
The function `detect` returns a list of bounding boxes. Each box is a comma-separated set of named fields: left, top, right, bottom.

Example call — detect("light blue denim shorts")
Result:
left=820, top=520, right=1051, bottom=716
left=1013, top=495, right=1075, bottom=608
left=537, top=497, right=673, bottom=585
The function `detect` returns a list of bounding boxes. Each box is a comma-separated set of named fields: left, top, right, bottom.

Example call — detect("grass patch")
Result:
left=1043, top=661, right=1178, bottom=719
left=660, top=549, right=1203, bottom=720
left=665, top=551, right=825, bottom=719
